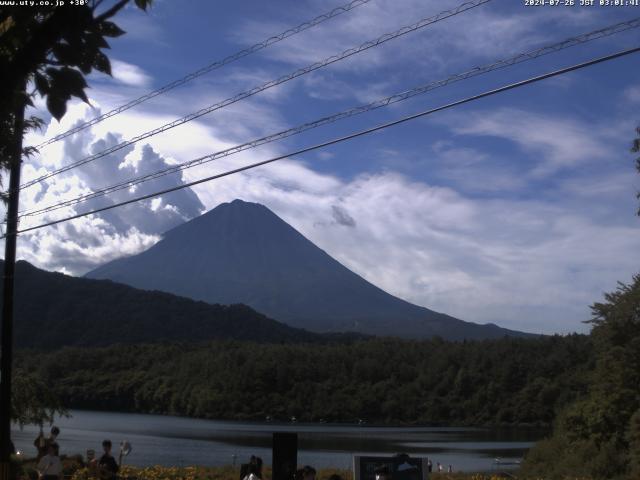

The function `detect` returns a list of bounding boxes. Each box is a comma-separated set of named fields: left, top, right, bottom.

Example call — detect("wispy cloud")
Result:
left=625, top=85, right=640, bottom=104
left=232, top=0, right=624, bottom=78
left=436, top=107, right=609, bottom=177
left=188, top=167, right=640, bottom=334
left=12, top=9, right=640, bottom=337
left=110, top=59, right=153, bottom=88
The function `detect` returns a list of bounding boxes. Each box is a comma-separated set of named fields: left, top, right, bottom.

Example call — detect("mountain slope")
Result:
left=3, top=260, right=321, bottom=349
left=87, top=199, right=532, bottom=340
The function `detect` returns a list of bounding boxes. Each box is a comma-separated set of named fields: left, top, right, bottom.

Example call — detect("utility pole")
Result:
left=0, top=81, right=26, bottom=480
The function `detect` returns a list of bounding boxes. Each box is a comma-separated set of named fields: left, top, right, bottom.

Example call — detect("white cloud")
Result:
left=625, top=85, right=640, bottom=104
left=436, top=108, right=609, bottom=177
left=110, top=59, right=153, bottom=87
left=15, top=80, right=640, bottom=335
left=185, top=168, right=640, bottom=335
left=15, top=101, right=206, bottom=274
left=12, top=215, right=159, bottom=274
left=12, top=6, right=640, bottom=336
left=428, top=144, right=526, bottom=193
left=232, top=0, right=618, bottom=79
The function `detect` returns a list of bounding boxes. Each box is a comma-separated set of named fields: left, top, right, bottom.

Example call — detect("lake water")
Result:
left=12, top=410, right=545, bottom=473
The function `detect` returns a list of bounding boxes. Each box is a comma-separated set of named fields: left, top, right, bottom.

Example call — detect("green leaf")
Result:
left=25, top=116, right=45, bottom=132
left=46, top=94, right=67, bottom=121
left=43, top=66, right=89, bottom=117
left=86, top=32, right=110, bottom=50
left=34, top=72, right=50, bottom=95
left=52, top=41, right=80, bottom=65
left=23, top=146, right=40, bottom=158
left=77, top=51, right=94, bottom=75
left=98, top=20, right=125, bottom=38
left=93, top=51, right=111, bottom=75
left=56, top=67, right=89, bottom=103
left=134, top=0, right=152, bottom=10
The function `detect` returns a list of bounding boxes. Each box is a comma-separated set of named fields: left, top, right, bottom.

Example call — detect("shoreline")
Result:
left=12, top=411, right=534, bottom=475
left=12, top=407, right=554, bottom=430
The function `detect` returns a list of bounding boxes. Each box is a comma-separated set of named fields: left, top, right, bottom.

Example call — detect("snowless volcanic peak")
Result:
left=86, top=199, right=532, bottom=340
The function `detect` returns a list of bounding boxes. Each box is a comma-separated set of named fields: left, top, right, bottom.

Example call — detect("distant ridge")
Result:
left=2, top=260, right=324, bottom=349
left=87, top=199, right=533, bottom=340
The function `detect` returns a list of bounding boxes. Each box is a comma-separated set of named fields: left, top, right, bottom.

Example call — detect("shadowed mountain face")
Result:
left=2, top=259, right=323, bottom=348
left=86, top=199, right=532, bottom=340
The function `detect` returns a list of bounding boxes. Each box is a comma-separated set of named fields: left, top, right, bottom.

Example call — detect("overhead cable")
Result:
left=34, top=0, right=373, bottom=149
left=10, top=45, right=640, bottom=238
left=21, top=0, right=492, bottom=190
left=18, top=17, right=640, bottom=219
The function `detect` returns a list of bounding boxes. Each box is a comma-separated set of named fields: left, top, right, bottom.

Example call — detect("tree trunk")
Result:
left=0, top=80, right=26, bottom=480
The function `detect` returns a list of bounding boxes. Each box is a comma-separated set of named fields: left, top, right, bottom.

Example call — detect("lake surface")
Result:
left=12, top=410, right=545, bottom=473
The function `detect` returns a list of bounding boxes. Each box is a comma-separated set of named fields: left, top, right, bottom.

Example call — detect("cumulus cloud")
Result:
left=17, top=217, right=159, bottom=274
left=15, top=102, right=205, bottom=274
left=9, top=8, right=640, bottom=336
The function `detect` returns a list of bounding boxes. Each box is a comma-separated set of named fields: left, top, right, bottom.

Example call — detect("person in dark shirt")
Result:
left=98, top=439, right=119, bottom=480
left=256, top=457, right=263, bottom=479
left=33, top=426, right=60, bottom=460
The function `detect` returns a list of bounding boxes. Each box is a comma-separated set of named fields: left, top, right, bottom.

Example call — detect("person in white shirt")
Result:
left=36, top=443, right=62, bottom=480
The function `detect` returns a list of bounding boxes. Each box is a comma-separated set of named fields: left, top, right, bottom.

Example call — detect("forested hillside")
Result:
left=18, top=335, right=592, bottom=426
left=4, top=260, right=323, bottom=347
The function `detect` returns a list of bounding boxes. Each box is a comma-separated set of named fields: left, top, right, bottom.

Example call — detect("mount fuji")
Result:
left=86, top=199, right=531, bottom=340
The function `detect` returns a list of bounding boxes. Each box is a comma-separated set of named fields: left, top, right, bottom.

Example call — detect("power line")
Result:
left=10, top=45, right=640, bottom=239
left=34, top=0, right=373, bottom=149
left=20, top=0, right=491, bottom=190
left=18, top=17, right=640, bottom=219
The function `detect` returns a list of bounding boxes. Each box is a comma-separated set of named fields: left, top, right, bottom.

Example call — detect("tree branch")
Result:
left=95, top=0, right=129, bottom=22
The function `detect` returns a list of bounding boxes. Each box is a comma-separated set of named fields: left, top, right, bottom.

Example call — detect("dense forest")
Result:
left=521, top=274, right=640, bottom=480
left=4, top=260, right=326, bottom=347
left=17, top=334, right=592, bottom=426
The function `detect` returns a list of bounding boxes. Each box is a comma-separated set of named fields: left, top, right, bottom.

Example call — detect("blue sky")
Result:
left=11, top=0, right=640, bottom=334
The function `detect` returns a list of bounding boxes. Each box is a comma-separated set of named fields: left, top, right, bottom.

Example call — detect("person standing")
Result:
left=241, top=463, right=261, bottom=480
left=36, top=443, right=62, bottom=480
left=34, top=426, right=60, bottom=460
left=240, top=455, right=257, bottom=480
left=302, top=465, right=316, bottom=480
left=98, top=440, right=119, bottom=480
left=255, top=457, right=263, bottom=479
